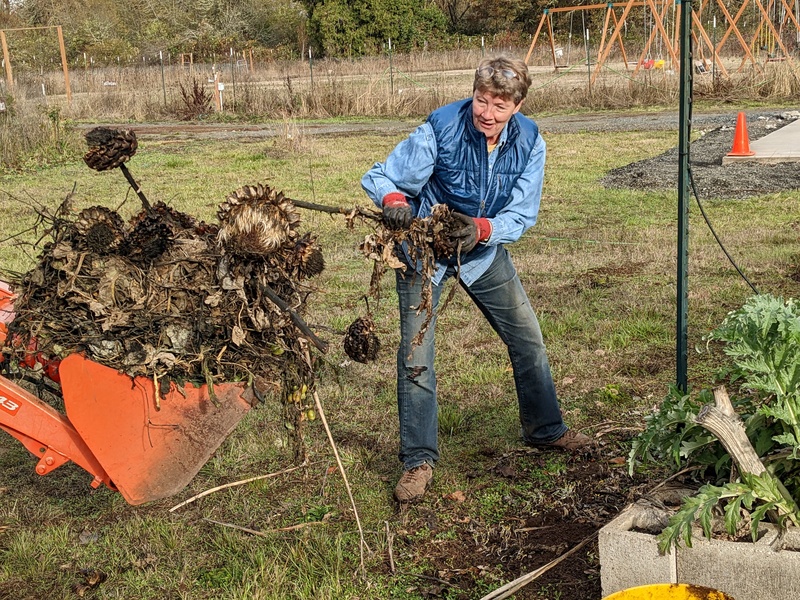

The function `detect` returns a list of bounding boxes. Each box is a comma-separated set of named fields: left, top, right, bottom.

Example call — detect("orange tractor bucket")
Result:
left=1, top=352, right=256, bottom=505
left=58, top=354, right=256, bottom=504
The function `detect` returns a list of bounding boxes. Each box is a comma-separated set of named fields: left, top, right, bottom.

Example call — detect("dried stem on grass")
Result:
left=303, top=346, right=371, bottom=578
left=385, top=520, right=396, bottom=573
left=168, top=461, right=317, bottom=512
left=477, top=532, right=598, bottom=600
left=202, top=516, right=329, bottom=536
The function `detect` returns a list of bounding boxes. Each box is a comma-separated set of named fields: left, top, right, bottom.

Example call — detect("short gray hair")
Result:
left=473, top=55, right=531, bottom=105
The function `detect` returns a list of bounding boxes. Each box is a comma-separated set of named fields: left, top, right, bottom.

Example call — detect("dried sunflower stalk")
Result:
left=358, top=203, right=465, bottom=349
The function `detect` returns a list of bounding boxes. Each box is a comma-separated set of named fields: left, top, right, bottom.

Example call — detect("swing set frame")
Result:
left=0, top=24, right=72, bottom=103
left=524, top=0, right=800, bottom=82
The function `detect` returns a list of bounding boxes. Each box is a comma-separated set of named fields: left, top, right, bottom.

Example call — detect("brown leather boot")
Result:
left=532, top=429, right=594, bottom=452
left=394, top=463, right=433, bottom=503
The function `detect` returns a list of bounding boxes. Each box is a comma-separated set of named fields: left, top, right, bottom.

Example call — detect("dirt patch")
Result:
left=602, top=113, right=800, bottom=199
left=393, top=438, right=651, bottom=599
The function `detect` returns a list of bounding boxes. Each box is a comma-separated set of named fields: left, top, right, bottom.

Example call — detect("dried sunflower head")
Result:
left=293, top=234, right=325, bottom=280
left=217, top=184, right=301, bottom=256
left=72, top=206, right=127, bottom=254
left=122, top=214, right=174, bottom=264
left=343, top=315, right=380, bottom=363
left=130, top=201, right=197, bottom=232
left=83, top=127, right=138, bottom=171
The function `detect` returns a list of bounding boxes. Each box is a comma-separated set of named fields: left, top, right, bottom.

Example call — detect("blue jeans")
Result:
left=395, top=246, right=567, bottom=470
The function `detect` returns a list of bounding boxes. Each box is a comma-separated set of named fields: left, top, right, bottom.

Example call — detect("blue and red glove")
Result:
left=382, top=193, right=413, bottom=229
left=450, top=212, right=492, bottom=253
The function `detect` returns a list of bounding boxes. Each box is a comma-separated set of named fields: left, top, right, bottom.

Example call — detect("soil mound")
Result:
left=602, top=114, right=800, bottom=199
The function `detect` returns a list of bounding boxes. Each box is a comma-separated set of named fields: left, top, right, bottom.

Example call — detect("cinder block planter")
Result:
left=599, top=503, right=800, bottom=600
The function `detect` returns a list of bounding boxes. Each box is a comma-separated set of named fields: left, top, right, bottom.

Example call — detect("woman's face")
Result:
left=471, top=89, right=522, bottom=145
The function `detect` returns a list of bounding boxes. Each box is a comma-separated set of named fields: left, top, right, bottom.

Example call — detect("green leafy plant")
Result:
left=712, top=295, right=800, bottom=458
left=630, top=294, right=800, bottom=550
left=658, top=471, right=798, bottom=553
left=628, top=386, right=725, bottom=476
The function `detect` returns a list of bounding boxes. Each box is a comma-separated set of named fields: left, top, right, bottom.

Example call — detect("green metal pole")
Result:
left=677, top=0, right=693, bottom=393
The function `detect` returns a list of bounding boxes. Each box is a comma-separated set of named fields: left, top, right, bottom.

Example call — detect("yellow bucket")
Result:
left=604, top=584, right=735, bottom=600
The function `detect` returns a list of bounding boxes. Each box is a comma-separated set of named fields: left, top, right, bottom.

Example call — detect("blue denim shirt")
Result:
left=361, top=104, right=546, bottom=285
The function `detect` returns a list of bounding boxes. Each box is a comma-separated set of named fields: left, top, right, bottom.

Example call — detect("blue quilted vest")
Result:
left=412, top=98, right=539, bottom=220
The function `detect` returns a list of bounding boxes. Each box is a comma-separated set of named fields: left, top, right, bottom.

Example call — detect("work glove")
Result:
left=382, top=193, right=413, bottom=230
left=450, top=212, right=492, bottom=254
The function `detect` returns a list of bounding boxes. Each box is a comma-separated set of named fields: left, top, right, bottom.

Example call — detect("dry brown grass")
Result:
left=5, top=46, right=797, bottom=123
left=0, top=94, right=82, bottom=171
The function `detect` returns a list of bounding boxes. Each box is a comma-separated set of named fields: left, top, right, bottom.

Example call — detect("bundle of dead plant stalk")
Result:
left=2, top=184, right=326, bottom=404
left=286, top=198, right=467, bottom=362
left=357, top=203, right=465, bottom=349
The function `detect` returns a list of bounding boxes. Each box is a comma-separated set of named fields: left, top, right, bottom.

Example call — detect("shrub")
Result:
left=0, top=96, right=81, bottom=173
left=629, top=294, right=800, bottom=551
left=177, top=77, right=213, bottom=120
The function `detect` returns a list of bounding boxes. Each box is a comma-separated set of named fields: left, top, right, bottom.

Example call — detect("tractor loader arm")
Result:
left=0, top=373, right=115, bottom=490
left=0, top=282, right=113, bottom=488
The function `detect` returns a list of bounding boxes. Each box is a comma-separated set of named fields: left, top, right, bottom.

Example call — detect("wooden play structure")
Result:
left=525, top=0, right=800, bottom=81
left=0, top=25, right=72, bottom=102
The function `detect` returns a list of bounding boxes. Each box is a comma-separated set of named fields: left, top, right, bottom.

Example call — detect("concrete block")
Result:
left=599, top=504, right=676, bottom=596
left=600, top=503, right=800, bottom=600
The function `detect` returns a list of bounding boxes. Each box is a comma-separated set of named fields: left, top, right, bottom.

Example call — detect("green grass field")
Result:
left=1, top=119, right=799, bottom=599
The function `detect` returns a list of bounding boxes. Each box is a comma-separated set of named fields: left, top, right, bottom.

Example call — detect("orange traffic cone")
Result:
left=727, top=112, right=755, bottom=157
